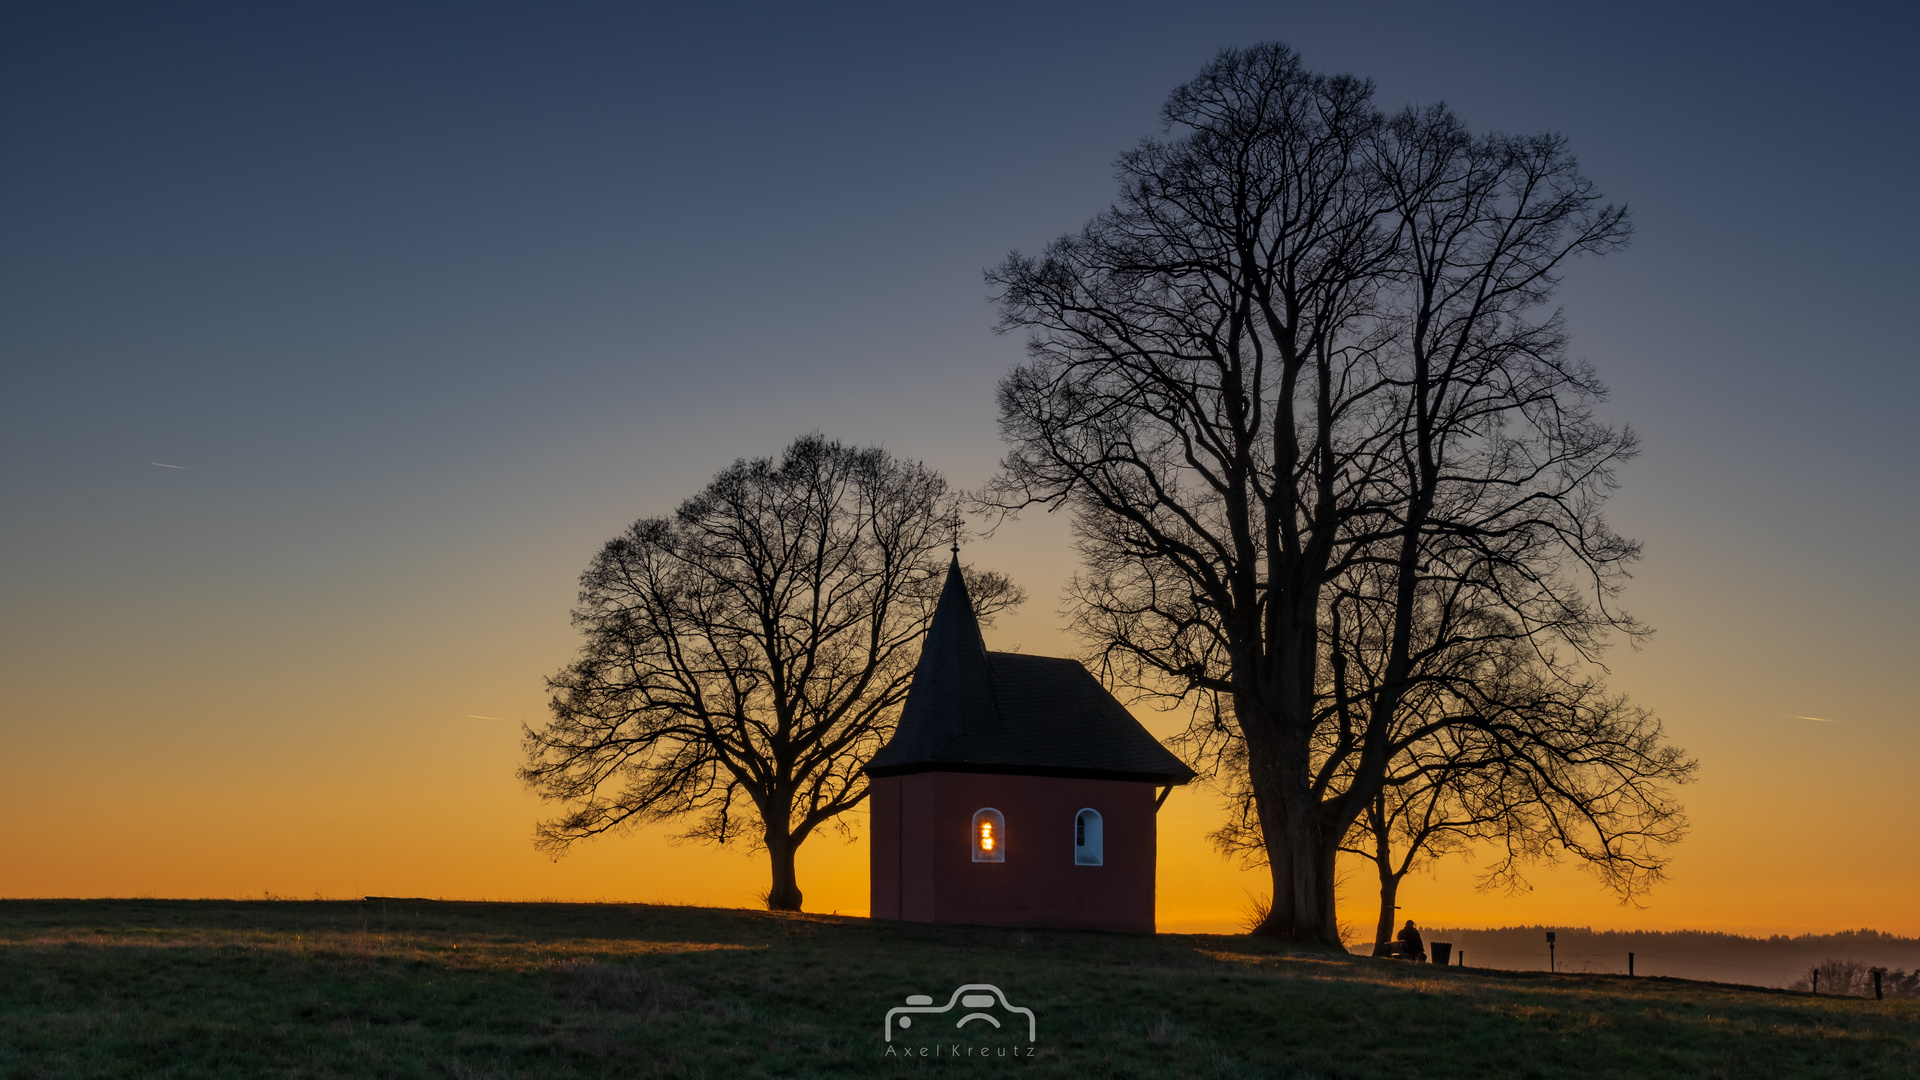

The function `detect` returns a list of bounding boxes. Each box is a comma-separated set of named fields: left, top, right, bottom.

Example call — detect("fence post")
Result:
left=1812, top=969, right=1819, bottom=995
left=1874, top=969, right=1883, bottom=1000
left=1628, top=952, right=1634, bottom=977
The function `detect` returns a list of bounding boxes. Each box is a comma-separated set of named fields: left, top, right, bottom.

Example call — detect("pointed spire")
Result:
left=879, top=555, right=1000, bottom=757
left=929, top=553, right=985, bottom=656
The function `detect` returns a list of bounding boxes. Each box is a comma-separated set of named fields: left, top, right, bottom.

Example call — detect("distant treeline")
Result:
left=1382, top=926, right=1920, bottom=991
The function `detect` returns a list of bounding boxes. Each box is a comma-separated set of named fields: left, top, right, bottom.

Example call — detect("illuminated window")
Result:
left=971, top=808, right=1005, bottom=863
left=1074, top=808, right=1103, bottom=865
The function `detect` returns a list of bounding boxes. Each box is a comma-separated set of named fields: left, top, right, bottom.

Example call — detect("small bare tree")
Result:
left=1344, top=690, right=1689, bottom=948
left=1340, top=731, right=1500, bottom=952
left=521, top=434, right=1019, bottom=911
left=1213, top=588, right=1697, bottom=941
left=1791, top=958, right=1875, bottom=997
left=1214, top=624, right=1691, bottom=949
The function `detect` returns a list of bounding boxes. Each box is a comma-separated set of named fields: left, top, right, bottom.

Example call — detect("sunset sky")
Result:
left=4, top=2, right=1916, bottom=937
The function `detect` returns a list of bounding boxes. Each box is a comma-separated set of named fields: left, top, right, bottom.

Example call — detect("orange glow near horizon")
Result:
left=4, top=721, right=1915, bottom=939
left=2, top=519, right=1914, bottom=940
left=3, top=759, right=1915, bottom=940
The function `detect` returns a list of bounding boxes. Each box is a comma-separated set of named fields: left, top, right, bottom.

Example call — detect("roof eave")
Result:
left=863, top=761, right=1196, bottom=785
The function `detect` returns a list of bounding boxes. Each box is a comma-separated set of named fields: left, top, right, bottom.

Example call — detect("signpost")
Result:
left=1546, top=931, right=1556, bottom=974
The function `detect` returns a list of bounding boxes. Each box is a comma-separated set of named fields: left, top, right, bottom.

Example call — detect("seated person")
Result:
left=1396, top=919, right=1427, bottom=963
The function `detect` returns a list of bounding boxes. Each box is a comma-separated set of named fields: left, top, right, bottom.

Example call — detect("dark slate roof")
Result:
left=864, top=557, right=1196, bottom=785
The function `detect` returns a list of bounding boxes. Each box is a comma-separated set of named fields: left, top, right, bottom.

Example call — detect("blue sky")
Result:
left=3, top=0, right=1915, bottom=927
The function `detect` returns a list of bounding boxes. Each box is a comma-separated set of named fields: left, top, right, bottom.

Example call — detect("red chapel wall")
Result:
left=869, top=772, right=1158, bottom=933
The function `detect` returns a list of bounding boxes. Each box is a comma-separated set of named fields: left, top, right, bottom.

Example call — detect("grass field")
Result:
left=3, top=899, right=1915, bottom=1078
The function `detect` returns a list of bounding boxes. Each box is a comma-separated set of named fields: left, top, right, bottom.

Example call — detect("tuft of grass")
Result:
left=1239, top=891, right=1271, bottom=934
left=1, top=898, right=1915, bottom=1078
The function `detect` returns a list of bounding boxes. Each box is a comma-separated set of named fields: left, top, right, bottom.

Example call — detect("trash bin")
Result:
left=1431, top=942, right=1453, bottom=966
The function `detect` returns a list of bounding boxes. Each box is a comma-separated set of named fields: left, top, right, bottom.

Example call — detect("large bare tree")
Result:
left=985, top=43, right=1688, bottom=944
left=521, top=434, right=1018, bottom=911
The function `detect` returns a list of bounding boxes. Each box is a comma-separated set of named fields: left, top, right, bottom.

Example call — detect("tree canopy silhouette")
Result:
left=984, top=42, right=1690, bottom=944
left=521, top=434, right=1018, bottom=911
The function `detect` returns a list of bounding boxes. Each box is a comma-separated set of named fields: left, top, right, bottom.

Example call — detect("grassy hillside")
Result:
left=3, top=899, right=1915, bottom=1078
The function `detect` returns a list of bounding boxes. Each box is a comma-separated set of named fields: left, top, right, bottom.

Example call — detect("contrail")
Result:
left=1793, top=715, right=1837, bottom=723
left=150, top=462, right=187, bottom=469
left=465, top=714, right=506, bottom=721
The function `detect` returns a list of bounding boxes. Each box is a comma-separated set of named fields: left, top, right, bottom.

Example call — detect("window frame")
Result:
left=1073, top=807, right=1104, bottom=866
left=971, top=807, right=1006, bottom=863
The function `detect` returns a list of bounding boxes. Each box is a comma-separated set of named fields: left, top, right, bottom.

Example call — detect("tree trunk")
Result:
left=764, top=830, right=804, bottom=912
left=1249, top=787, right=1344, bottom=947
left=1373, top=863, right=1400, bottom=953
left=1235, top=681, right=1346, bottom=947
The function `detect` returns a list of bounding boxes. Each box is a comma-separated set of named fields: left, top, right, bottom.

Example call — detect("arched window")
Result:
left=1074, top=808, right=1103, bottom=865
left=971, top=808, right=1005, bottom=862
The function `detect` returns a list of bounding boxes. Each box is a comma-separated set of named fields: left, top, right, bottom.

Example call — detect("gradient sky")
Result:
left=4, top=1, right=1915, bottom=936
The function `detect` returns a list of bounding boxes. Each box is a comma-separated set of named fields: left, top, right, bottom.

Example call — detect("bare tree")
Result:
left=1342, top=732, right=1500, bottom=953
left=521, top=434, right=1019, bottom=911
left=1223, top=683, right=1689, bottom=949
left=1211, top=605, right=1690, bottom=948
left=1791, top=959, right=1876, bottom=997
left=985, top=42, right=1689, bottom=944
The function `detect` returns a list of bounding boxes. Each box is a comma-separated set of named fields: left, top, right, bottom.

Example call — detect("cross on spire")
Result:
left=944, top=511, right=965, bottom=554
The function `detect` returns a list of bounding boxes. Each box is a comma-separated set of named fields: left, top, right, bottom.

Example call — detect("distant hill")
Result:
left=1397, top=926, right=1920, bottom=989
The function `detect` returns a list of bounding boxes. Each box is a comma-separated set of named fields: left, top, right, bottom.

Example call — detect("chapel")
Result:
left=864, top=554, right=1194, bottom=933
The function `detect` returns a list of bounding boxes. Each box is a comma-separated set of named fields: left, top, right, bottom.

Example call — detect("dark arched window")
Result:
left=972, top=807, right=1005, bottom=862
left=1074, top=808, right=1103, bottom=865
